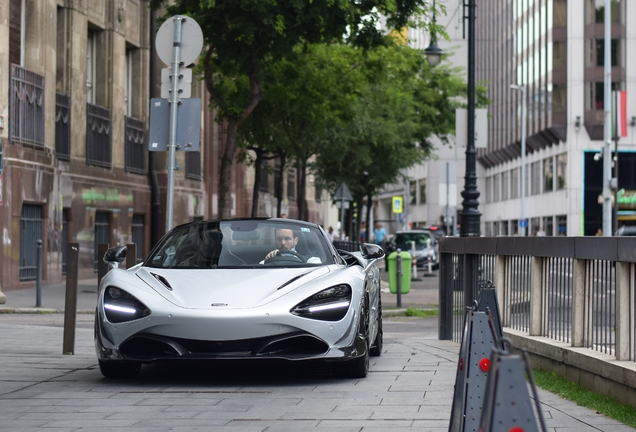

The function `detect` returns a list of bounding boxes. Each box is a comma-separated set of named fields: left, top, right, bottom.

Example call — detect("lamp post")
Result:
left=424, top=0, right=443, bottom=67
left=602, top=0, right=612, bottom=236
left=511, top=84, right=527, bottom=236
left=459, top=0, right=480, bottom=237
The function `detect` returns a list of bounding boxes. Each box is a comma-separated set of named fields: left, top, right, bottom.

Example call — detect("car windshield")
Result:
left=394, top=232, right=433, bottom=246
left=144, top=219, right=335, bottom=269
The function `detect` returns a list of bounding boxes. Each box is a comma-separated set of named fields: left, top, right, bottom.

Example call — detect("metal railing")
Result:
left=332, top=240, right=362, bottom=252
left=86, top=103, right=111, bottom=168
left=439, top=237, right=633, bottom=361
left=10, top=64, right=45, bottom=148
left=19, top=204, right=43, bottom=281
left=55, top=93, right=71, bottom=160
left=125, top=116, right=146, bottom=174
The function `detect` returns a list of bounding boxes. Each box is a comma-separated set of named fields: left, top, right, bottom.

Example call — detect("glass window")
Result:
left=502, top=171, right=510, bottom=201
left=485, top=176, right=492, bottom=203
left=287, top=168, right=296, bottom=200
left=493, top=174, right=501, bottom=202
left=543, top=157, right=554, bottom=193
left=259, top=160, right=269, bottom=192
left=511, top=168, right=519, bottom=199
left=419, top=179, right=426, bottom=204
left=589, top=0, right=621, bottom=24
left=543, top=216, right=554, bottom=236
left=531, top=162, right=541, bottom=195
left=556, top=153, right=567, bottom=189
left=592, top=82, right=620, bottom=110
left=86, top=31, right=96, bottom=104
left=556, top=214, right=567, bottom=236
left=410, top=180, right=417, bottom=205
left=595, top=39, right=619, bottom=67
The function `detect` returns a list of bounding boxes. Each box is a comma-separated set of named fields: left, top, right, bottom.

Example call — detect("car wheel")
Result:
left=370, top=302, right=383, bottom=357
left=98, top=360, right=141, bottom=379
left=332, top=341, right=369, bottom=379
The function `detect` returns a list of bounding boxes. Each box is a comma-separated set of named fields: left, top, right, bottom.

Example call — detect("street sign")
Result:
left=392, top=196, right=404, bottom=213
left=149, top=98, right=201, bottom=151
left=519, top=218, right=528, bottom=228
left=161, top=68, right=193, bottom=99
left=455, top=108, right=488, bottom=148
left=333, top=183, right=353, bottom=201
left=155, top=16, right=203, bottom=66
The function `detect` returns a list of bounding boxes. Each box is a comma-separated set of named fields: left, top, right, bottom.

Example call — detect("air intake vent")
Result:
left=151, top=273, right=172, bottom=290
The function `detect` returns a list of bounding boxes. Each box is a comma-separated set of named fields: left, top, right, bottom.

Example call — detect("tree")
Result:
left=150, top=0, right=436, bottom=218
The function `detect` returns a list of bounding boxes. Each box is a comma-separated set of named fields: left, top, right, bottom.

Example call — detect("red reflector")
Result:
left=479, top=358, right=490, bottom=372
left=509, top=427, right=524, bottom=432
left=459, top=358, right=464, bottom=371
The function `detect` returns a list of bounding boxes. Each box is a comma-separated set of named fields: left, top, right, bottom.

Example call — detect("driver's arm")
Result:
left=264, top=249, right=279, bottom=260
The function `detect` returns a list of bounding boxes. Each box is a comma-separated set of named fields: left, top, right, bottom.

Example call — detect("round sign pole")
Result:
left=165, top=16, right=183, bottom=233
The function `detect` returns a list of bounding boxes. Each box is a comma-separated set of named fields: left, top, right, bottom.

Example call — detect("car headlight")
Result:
left=103, top=286, right=151, bottom=323
left=291, top=284, right=352, bottom=321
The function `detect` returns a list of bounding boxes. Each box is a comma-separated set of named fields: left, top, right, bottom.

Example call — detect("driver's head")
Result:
left=275, top=228, right=298, bottom=252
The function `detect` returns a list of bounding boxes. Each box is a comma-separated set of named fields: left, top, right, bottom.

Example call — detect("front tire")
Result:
left=332, top=341, right=369, bottom=378
left=98, top=360, right=141, bottom=379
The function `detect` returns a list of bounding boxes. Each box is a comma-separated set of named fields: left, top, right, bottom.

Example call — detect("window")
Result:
left=131, top=214, right=145, bottom=263
left=287, top=168, right=296, bottom=200
left=543, top=216, right=554, bottom=236
left=410, top=180, right=416, bottom=205
left=556, top=214, right=567, bottom=236
left=595, top=39, right=619, bottom=67
left=124, top=49, right=132, bottom=116
left=274, top=159, right=282, bottom=200
left=94, top=211, right=110, bottom=272
left=588, top=0, right=621, bottom=24
left=493, top=174, right=500, bottom=202
left=530, top=162, right=541, bottom=195
left=590, top=82, right=620, bottom=110
left=543, top=157, right=553, bottom=193
left=511, top=168, right=519, bottom=199
left=9, top=0, right=24, bottom=66
left=86, top=31, right=96, bottom=104
left=502, top=171, right=509, bottom=201
left=62, top=209, right=69, bottom=275
left=419, top=179, right=426, bottom=204
left=185, top=151, right=201, bottom=180
left=556, top=153, right=567, bottom=189
left=315, top=183, right=322, bottom=203
left=485, top=176, right=492, bottom=203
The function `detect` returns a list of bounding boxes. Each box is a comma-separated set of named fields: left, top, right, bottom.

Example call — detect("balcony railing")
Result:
left=125, top=116, right=146, bottom=174
left=185, top=151, right=201, bottom=180
left=86, top=103, right=111, bottom=168
left=10, top=64, right=45, bottom=148
left=55, top=93, right=71, bottom=161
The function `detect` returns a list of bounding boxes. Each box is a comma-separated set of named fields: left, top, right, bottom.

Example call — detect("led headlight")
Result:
left=103, top=286, right=151, bottom=323
left=291, top=284, right=352, bottom=321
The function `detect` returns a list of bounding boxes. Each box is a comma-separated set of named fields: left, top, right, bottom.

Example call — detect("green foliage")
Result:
left=532, top=369, right=636, bottom=428
left=405, top=308, right=438, bottom=317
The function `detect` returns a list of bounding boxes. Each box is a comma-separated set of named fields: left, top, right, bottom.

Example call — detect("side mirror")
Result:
left=361, top=243, right=385, bottom=260
left=103, top=246, right=127, bottom=269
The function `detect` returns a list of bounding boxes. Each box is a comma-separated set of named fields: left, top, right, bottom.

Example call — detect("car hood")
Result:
left=134, top=266, right=331, bottom=310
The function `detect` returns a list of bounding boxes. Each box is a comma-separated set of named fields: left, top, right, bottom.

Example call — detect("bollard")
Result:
left=36, top=239, right=42, bottom=307
left=396, top=248, right=402, bottom=308
left=63, top=243, right=79, bottom=355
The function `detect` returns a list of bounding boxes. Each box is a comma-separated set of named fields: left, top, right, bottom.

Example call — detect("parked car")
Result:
left=95, top=218, right=384, bottom=379
left=616, top=225, right=636, bottom=236
left=384, top=230, right=439, bottom=269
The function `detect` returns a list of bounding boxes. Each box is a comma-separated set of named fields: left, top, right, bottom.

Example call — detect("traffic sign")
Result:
left=519, top=218, right=528, bottom=228
left=149, top=98, right=201, bottom=152
left=333, top=183, right=353, bottom=202
left=161, top=68, right=193, bottom=99
left=155, top=16, right=203, bottom=66
left=392, top=196, right=404, bottom=214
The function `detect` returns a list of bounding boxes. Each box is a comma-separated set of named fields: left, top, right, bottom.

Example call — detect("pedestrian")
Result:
left=373, top=223, right=386, bottom=249
left=327, top=226, right=336, bottom=242
left=360, top=221, right=367, bottom=243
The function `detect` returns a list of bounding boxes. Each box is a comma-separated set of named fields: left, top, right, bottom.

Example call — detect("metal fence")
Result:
left=55, top=93, right=71, bottom=160
left=125, top=116, right=146, bottom=174
left=19, top=204, right=42, bottom=281
left=86, top=103, right=111, bottom=168
left=439, top=236, right=632, bottom=361
left=10, top=64, right=45, bottom=148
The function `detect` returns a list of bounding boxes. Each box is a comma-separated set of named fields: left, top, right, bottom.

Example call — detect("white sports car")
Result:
left=95, top=218, right=385, bottom=379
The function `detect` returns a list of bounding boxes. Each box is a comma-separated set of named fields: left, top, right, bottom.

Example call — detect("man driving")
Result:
left=264, top=228, right=299, bottom=260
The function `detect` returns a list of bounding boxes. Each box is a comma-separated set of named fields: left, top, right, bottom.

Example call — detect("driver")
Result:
left=264, top=228, right=300, bottom=260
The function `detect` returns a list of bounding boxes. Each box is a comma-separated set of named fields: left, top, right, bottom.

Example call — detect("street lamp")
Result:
left=424, top=0, right=444, bottom=66
left=510, top=84, right=527, bottom=236
left=459, top=0, right=480, bottom=237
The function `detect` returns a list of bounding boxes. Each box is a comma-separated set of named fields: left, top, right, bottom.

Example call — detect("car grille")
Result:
left=119, top=331, right=329, bottom=361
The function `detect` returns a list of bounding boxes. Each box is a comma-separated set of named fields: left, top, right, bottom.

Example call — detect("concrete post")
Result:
left=529, top=256, right=543, bottom=336
left=495, top=254, right=506, bottom=324
left=615, top=262, right=631, bottom=360
left=571, top=258, right=586, bottom=347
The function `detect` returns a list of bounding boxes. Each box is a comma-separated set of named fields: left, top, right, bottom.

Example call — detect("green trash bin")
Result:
left=387, top=251, right=412, bottom=294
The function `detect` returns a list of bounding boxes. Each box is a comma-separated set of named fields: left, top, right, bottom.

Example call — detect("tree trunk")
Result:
left=297, top=159, right=308, bottom=221
left=276, top=153, right=286, bottom=217
left=251, top=148, right=264, bottom=217
left=219, top=118, right=239, bottom=218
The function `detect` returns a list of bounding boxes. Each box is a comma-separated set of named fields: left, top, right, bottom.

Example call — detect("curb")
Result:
left=0, top=307, right=95, bottom=314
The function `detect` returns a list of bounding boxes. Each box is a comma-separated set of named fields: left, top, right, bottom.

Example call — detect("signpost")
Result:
left=153, top=15, right=203, bottom=232
left=334, top=183, right=353, bottom=239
